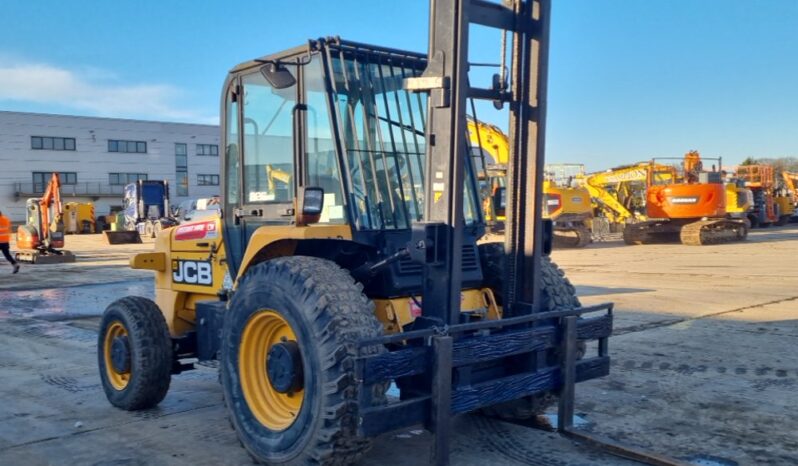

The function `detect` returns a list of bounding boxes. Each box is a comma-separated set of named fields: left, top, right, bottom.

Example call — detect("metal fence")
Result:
left=14, top=182, right=125, bottom=198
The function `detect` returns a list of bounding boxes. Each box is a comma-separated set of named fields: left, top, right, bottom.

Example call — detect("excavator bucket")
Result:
left=15, top=250, right=76, bottom=264
left=103, top=230, right=142, bottom=245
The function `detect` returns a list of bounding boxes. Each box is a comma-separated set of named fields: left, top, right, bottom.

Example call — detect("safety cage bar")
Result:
left=354, top=302, right=613, bottom=437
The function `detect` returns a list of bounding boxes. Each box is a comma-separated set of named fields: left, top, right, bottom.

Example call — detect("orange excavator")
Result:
left=623, top=151, right=748, bottom=245
left=16, top=172, right=76, bottom=263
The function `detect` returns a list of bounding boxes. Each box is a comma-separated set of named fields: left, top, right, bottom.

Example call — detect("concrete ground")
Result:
left=0, top=227, right=797, bottom=465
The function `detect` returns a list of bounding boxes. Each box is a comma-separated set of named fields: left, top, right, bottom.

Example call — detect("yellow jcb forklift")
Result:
left=97, top=1, right=613, bottom=464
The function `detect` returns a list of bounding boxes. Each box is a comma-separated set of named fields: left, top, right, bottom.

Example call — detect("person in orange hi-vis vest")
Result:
left=0, top=209, right=20, bottom=274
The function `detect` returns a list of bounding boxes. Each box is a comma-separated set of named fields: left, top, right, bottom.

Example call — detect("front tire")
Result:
left=98, top=296, right=173, bottom=410
left=220, top=256, right=384, bottom=466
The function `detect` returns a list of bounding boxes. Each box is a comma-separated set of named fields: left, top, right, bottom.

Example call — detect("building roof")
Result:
left=0, top=110, right=219, bottom=129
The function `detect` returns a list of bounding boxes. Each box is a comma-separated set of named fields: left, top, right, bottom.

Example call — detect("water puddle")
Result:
left=0, top=280, right=153, bottom=320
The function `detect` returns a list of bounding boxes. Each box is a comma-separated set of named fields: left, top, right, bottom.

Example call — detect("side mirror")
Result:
left=296, top=187, right=324, bottom=226
left=492, top=186, right=506, bottom=219
left=260, top=62, right=296, bottom=90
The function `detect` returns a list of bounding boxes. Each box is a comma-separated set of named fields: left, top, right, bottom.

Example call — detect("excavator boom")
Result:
left=39, top=172, right=63, bottom=248
left=580, top=163, right=662, bottom=227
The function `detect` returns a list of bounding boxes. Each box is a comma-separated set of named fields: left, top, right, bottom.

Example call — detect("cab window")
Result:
left=242, top=66, right=297, bottom=212
left=305, top=58, right=346, bottom=224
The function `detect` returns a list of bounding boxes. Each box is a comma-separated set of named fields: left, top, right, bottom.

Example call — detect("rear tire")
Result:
left=98, top=297, right=173, bottom=410
left=220, top=256, right=385, bottom=466
left=477, top=243, right=581, bottom=420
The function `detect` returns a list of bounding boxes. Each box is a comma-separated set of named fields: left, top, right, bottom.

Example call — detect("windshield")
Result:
left=329, top=49, right=480, bottom=230
left=650, top=170, right=675, bottom=186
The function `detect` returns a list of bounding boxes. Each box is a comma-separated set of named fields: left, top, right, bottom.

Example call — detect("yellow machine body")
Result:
left=542, top=179, right=592, bottom=222
left=64, top=202, right=96, bottom=234
left=724, top=183, right=753, bottom=217
left=775, top=196, right=795, bottom=218
left=131, top=217, right=499, bottom=337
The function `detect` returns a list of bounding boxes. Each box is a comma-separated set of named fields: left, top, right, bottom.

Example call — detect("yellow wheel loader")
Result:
left=97, top=2, right=613, bottom=464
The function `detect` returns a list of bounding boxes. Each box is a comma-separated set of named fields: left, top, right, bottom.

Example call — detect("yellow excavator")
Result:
left=579, top=163, right=652, bottom=232
left=467, top=119, right=592, bottom=247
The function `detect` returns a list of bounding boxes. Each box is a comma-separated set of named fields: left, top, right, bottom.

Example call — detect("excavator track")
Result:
left=679, top=219, right=747, bottom=246
left=553, top=225, right=591, bottom=248
left=622, top=221, right=680, bottom=245
left=622, top=218, right=747, bottom=246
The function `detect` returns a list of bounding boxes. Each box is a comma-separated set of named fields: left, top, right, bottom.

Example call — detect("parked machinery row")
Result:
left=577, top=152, right=795, bottom=246
left=736, top=164, right=795, bottom=227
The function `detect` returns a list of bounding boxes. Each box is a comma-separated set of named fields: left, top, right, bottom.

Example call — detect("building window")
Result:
left=109, top=139, right=147, bottom=153
left=197, top=174, right=220, bottom=186
left=109, top=173, right=148, bottom=185
left=31, top=136, right=76, bottom=151
left=175, top=143, right=188, bottom=169
left=33, top=172, right=77, bottom=192
left=196, top=143, right=219, bottom=156
left=175, top=143, right=188, bottom=196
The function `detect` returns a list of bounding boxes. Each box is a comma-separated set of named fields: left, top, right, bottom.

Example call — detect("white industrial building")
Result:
left=0, top=111, right=221, bottom=222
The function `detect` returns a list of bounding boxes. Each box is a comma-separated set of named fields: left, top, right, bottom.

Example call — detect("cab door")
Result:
left=222, top=64, right=300, bottom=279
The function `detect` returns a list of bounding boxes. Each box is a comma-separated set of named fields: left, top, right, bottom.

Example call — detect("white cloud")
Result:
left=0, top=58, right=217, bottom=124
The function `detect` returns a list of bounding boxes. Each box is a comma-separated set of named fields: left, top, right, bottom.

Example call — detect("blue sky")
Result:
left=0, top=0, right=796, bottom=170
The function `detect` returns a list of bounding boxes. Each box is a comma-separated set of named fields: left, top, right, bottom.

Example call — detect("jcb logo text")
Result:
left=173, top=260, right=213, bottom=286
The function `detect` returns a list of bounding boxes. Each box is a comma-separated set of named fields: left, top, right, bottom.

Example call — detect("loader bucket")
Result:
left=103, top=231, right=142, bottom=245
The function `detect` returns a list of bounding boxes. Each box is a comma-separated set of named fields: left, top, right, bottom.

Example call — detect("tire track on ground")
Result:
left=613, top=295, right=798, bottom=336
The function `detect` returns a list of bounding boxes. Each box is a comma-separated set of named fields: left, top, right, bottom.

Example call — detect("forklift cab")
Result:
left=220, top=39, right=485, bottom=298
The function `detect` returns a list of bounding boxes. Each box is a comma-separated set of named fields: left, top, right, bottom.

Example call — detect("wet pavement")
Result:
left=0, top=279, right=634, bottom=466
left=1, top=226, right=798, bottom=465
left=0, top=279, right=152, bottom=321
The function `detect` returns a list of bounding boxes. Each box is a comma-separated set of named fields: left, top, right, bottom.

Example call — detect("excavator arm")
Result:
left=39, top=173, right=63, bottom=248
left=466, top=118, right=509, bottom=168
left=265, top=164, right=292, bottom=193
left=580, top=164, right=652, bottom=224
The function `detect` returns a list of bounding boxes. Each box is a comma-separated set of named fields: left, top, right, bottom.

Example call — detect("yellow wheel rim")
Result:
left=103, top=321, right=130, bottom=390
left=239, top=310, right=304, bottom=431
